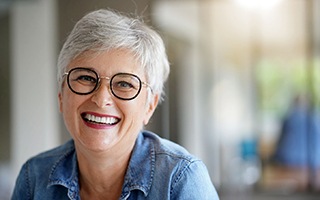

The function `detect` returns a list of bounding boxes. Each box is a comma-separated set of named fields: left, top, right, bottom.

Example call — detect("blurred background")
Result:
left=1, top=0, right=320, bottom=199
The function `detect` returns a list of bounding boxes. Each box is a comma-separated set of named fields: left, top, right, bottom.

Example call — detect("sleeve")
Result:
left=11, top=162, right=32, bottom=200
left=171, top=160, right=220, bottom=200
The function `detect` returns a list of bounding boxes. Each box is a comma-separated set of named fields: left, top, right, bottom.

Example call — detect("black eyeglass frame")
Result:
left=63, top=67, right=151, bottom=101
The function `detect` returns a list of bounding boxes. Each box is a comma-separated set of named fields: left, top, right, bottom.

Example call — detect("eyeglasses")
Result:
left=63, top=67, right=152, bottom=100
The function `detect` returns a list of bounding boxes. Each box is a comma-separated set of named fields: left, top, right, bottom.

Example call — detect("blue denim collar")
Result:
left=45, top=132, right=155, bottom=198
left=121, top=132, right=156, bottom=198
left=47, top=142, right=80, bottom=198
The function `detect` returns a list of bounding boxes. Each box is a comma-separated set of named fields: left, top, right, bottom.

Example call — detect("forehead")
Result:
left=68, top=49, right=144, bottom=76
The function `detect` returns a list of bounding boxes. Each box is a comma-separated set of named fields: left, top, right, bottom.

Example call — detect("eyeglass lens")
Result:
left=66, top=68, right=142, bottom=100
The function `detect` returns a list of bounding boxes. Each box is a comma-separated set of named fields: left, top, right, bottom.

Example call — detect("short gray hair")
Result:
left=57, top=9, right=170, bottom=102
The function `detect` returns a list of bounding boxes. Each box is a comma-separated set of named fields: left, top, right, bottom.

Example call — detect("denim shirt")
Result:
left=12, top=131, right=219, bottom=200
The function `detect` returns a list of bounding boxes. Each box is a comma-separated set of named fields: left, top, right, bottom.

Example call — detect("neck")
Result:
left=76, top=144, right=134, bottom=200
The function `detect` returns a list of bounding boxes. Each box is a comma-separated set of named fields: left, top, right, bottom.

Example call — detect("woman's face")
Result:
left=59, top=49, right=158, bottom=154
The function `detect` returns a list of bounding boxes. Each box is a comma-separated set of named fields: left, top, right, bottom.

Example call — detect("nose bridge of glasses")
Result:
left=99, top=76, right=111, bottom=81
left=96, top=76, right=112, bottom=91
left=97, top=76, right=111, bottom=87
left=93, top=76, right=114, bottom=102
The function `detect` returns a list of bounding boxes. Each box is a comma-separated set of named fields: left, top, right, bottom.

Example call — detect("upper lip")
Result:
left=81, top=112, right=121, bottom=125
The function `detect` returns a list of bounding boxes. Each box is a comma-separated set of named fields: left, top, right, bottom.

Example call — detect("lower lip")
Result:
left=83, top=119, right=117, bottom=130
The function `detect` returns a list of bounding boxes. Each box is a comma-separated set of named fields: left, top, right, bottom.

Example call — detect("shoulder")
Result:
left=11, top=140, right=76, bottom=199
left=23, top=140, right=76, bottom=185
left=140, top=131, right=198, bottom=162
left=18, top=140, right=76, bottom=181
left=27, top=140, right=75, bottom=167
left=139, top=131, right=205, bottom=179
left=138, top=131, right=219, bottom=199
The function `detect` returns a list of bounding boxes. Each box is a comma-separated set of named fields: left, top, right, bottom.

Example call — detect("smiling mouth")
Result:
left=82, top=113, right=120, bottom=125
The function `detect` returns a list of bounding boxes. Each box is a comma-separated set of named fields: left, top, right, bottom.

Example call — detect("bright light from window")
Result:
left=235, top=0, right=283, bottom=10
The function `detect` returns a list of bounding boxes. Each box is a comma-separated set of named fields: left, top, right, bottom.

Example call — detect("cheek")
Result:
left=121, top=99, right=148, bottom=124
left=61, top=96, right=75, bottom=125
left=60, top=92, right=83, bottom=129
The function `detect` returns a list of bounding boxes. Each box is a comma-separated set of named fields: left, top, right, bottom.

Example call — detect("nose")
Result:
left=91, top=79, right=113, bottom=107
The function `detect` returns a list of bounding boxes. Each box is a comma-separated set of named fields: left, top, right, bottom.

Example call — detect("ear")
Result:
left=143, top=94, right=159, bottom=125
left=58, top=92, right=63, bottom=113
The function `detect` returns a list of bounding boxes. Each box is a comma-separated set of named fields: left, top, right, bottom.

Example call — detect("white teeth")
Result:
left=84, top=114, right=118, bottom=124
left=101, top=117, right=107, bottom=123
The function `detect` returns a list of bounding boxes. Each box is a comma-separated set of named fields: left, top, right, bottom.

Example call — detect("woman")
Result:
left=11, top=9, right=219, bottom=200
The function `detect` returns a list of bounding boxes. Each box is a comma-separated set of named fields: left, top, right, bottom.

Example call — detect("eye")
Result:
left=73, top=75, right=97, bottom=85
left=113, top=81, right=134, bottom=89
left=78, top=75, right=96, bottom=82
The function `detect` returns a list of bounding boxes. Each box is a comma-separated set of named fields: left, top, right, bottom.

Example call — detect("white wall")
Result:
left=10, top=0, right=59, bottom=179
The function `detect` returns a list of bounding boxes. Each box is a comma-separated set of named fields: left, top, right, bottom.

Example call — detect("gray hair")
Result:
left=57, top=9, right=170, bottom=102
